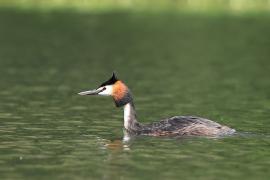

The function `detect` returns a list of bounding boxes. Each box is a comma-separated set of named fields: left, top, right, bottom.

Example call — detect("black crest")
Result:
left=99, top=72, right=118, bottom=87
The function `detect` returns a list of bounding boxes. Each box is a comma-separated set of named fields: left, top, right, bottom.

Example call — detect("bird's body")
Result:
left=121, top=102, right=235, bottom=137
left=131, top=116, right=235, bottom=136
left=79, top=72, right=235, bottom=137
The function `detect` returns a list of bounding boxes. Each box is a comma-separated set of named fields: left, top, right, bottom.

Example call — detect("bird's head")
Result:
left=78, top=72, right=133, bottom=107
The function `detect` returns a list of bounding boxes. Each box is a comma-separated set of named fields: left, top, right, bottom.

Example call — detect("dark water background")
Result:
left=0, top=8, right=270, bottom=180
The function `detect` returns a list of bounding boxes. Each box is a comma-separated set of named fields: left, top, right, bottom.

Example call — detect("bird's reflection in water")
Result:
left=103, top=130, right=136, bottom=152
left=96, top=130, right=137, bottom=180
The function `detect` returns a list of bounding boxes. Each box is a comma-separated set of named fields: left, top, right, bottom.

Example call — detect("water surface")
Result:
left=0, top=9, right=270, bottom=180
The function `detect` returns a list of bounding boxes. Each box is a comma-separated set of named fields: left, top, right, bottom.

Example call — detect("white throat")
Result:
left=124, top=103, right=132, bottom=130
left=124, top=103, right=137, bottom=130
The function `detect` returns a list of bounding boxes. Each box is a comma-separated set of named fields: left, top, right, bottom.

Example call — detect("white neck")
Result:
left=124, top=103, right=132, bottom=129
left=123, top=102, right=137, bottom=130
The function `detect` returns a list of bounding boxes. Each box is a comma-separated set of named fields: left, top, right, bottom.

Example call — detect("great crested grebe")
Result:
left=78, top=72, right=235, bottom=137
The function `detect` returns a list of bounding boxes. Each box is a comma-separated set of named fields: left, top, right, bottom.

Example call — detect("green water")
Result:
left=0, top=9, right=270, bottom=180
left=1, top=0, right=270, bottom=13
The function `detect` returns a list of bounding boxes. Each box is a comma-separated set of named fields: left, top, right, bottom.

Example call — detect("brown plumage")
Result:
left=112, top=81, right=128, bottom=101
left=138, top=116, right=235, bottom=137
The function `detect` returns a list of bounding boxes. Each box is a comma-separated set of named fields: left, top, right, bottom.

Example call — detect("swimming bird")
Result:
left=78, top=72, right=235, bottom=137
